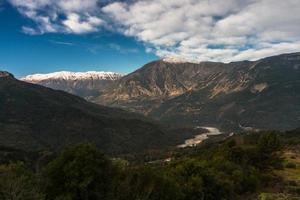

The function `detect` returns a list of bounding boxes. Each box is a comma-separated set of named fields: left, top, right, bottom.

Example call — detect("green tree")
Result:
left=257, top=132, right=283, bottom=169
left=0, top=162, right=44, bottom=200
left=115, top=167, right=182, bottom=200
left=172, top=159, right=228, bottom=200
left=42, top=144, right=118, bottom=200
left=258, top=132, right=281, bottom=153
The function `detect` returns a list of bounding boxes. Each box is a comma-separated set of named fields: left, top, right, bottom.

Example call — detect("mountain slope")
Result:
left=22, top=71, right=122, bottom=99
left=95, top=52, right=300, bottom=131
left=0, top=71, right=185, bottom=154
left=95, top=60, right=231, bottom=113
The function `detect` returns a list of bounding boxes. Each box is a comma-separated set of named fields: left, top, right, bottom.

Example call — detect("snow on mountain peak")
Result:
left=162, top=57, right=195, bottom=64
left=21, top=71, right=123, bottom=82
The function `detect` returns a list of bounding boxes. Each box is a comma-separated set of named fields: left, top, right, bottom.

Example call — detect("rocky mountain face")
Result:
left=22, top=71, right=122, bottom=99
left=95, top=60, right=227, bottom=113
left=0, top=72, right=189, bottom=154
left=95, top=53, right=300, bottom=131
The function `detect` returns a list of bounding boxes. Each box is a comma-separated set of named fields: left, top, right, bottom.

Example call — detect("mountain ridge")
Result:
left=21, top=71, right=123, bottom=99
left=15, top=52, right=300, bottom=132
left=94, top=52, right=300, bottom=131
left=22, top=71, right=122, bottom=81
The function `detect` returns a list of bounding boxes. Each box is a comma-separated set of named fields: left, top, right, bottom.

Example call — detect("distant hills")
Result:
left=21, top=53, right=300, bottom=132
left=22, top=71, right=122, bottom=99
left=0, top=71, right=187, bottom=154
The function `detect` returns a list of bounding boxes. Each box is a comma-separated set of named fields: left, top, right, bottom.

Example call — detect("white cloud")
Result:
left=22, top=26, right=38, bottom=35
left=58, top=0, right=97, bottom=12
left=229, top=42, right=300, bottom=61
left=49, top=40, right=75, bottom=46
left=8, top=0, right=300, bottom=62
left=103, top=0, right=300, bottom=62
left=8, top=0, right=102, bottom=34
left=63, top=13, right=103, bottom=34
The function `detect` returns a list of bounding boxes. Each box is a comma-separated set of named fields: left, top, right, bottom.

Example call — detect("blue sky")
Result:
left=1, top=0, right=300, bottom=77
left=0, top=1, right=157, bottom=77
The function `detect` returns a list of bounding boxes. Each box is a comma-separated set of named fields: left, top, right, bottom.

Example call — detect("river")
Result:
left=177, top=127, right=222, bottom=148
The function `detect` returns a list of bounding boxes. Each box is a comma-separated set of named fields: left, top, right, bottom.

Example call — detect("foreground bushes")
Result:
left=0, top=162, right=43, bottom=200
left=0, top=132, right=284, bottom=200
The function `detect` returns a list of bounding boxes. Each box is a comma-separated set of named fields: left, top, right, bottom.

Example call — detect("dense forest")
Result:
left=0, top=129, right=300, bottom=200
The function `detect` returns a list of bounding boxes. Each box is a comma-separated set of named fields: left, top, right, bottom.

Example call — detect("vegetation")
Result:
left=0, top=74, right=191, bottom=155
left=0, top=130, right=300, bottom=200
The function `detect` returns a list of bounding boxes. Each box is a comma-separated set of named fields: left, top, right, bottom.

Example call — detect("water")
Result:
left=177, top=127, right=222, bottom=148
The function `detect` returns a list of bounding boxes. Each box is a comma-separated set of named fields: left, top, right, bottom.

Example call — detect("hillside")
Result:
left=95, top=60, right=228, bottom=113
left=2, top=128, right=300, bottom=200
left=0, top=71, right=187, bottom=154
left=95, top=53, right=300, bottom=131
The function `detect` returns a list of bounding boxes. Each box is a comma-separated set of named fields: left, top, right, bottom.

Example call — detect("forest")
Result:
left=1, top=129, right=300, bottom=200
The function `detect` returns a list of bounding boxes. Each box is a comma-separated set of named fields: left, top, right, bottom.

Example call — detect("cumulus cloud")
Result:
left=63, top=13, right=103, bottom=33
left=102, top=0, right=300, bottom=62
left=8, top=0, right=300, bottom=62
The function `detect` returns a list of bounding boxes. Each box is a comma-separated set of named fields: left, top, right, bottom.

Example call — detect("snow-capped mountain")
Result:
left=22, top=71, right=122, bottom=82
left=21, top=71, right=123, bottom=99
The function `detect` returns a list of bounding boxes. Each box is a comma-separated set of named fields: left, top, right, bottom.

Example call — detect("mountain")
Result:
left=95, top=52, right=300, bottom=131
left=22, top=71, right=122, bottom=99
left=94, top=60, right=219, bottom=113
left=0, top=71, right=188, bottom=154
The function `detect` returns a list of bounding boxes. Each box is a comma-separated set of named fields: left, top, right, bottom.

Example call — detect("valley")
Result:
left=1, top=53, right=300, bottom=200
left=0, top=71, right=194, bottom=154
left=22, top=52, right=300, bottom=133
left=2, top=0, right=300, bottom=199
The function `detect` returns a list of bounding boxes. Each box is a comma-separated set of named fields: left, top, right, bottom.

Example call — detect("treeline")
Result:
left=0, top=131, right=291, bottom=200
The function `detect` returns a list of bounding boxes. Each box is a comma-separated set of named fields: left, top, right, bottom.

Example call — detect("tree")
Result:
left=0, top=162, right=43, bottom=200
left=258, top=132, right=281, bottom=154
left=42, top=144, right=118, bottom=200
left=172, top=159, right=228, bottom=200
left=115, top=167, right=182, bottom=200
left=257, top=132, right=283, bottom=169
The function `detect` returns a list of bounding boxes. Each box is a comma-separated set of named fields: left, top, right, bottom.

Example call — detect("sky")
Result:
left=1, top=0, right=300, bottom=77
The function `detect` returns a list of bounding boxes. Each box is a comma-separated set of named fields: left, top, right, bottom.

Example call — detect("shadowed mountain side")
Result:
left=0, top=72, right=191, bottom=155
